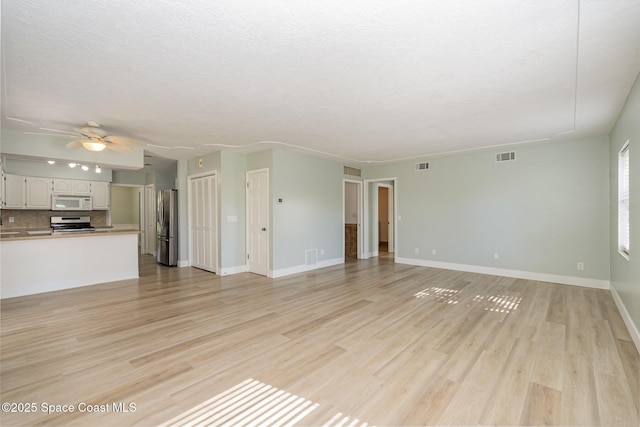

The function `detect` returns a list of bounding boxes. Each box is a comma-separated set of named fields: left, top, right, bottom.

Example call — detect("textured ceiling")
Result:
left=2, top=0, right=639, bottom=166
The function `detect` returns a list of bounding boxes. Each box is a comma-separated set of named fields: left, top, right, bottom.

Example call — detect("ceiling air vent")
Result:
left=415, top=162, right=430, bottom=171
left=496, top=151, right=516, bottom=162
left=344, top=166, right=361, bottom=177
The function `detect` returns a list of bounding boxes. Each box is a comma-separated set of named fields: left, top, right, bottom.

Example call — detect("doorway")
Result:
left=364, top=178, right=397, bottom=259
left=188, top=173, right=217, bottom=273
left=343, top=180, right=362, bottom=260
left=378, top=184, right=393, bottom=255
left=110, top=184, right=144, bottom=254
left=246, top=169, right=269, bottom=276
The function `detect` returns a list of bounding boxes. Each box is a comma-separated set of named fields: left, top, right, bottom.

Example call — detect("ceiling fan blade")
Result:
left=106, top=143, right=133, bottom=153
left=104, top=136, right=145, bottom=146
left=66, top=139, right=88, bottom=148
left=73, top=126, right=107, bottom=139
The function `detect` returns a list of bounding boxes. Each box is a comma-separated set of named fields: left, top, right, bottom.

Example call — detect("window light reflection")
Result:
left=413, top=287, right=461, bottom=304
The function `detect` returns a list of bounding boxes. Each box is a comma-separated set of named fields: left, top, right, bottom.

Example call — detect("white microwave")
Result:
left=51, top=195, right=92, bottom=211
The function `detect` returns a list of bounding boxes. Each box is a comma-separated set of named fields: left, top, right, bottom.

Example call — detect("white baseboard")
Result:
left=178, top=260, right=190, bottom=268
left=395, top=257, right=611, bottom=290
left=269, top=257, right=344, bottom=279
left=610, top=285, right=640, bottom=354
left=220, top=265, right=249, bottom=276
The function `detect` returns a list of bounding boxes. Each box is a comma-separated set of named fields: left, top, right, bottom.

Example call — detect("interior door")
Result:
left=145, top=185, right=156, bottom=256
left=189, top=174, right=217, bottom=273
left=246, top=169, right=269, bottom=276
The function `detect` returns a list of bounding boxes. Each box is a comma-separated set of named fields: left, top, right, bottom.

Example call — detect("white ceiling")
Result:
left=2, top=0, right=639, bottom=166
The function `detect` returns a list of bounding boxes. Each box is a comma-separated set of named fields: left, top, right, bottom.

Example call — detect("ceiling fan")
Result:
left=66, top=122, right=144, bottom=153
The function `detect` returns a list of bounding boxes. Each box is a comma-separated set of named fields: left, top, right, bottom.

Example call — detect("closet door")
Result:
left=189, top=174, right=217, bottom=273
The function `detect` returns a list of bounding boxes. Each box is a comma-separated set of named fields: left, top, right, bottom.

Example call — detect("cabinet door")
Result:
left=73, top=180, right=92, bottom=195
left=0, top=171, right=4, bottom=208
left=4, top=174, right=25, bottom=209
left=52, top=179, right=73, bottom=194
left=25, top=177, right=52, bottom=209
left=91, top=181, right=110, bottom=210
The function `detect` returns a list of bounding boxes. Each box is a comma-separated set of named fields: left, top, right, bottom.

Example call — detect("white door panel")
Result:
left=246, top=169, right=269, bottom=276
left=189, top=174, right=217, bottom=273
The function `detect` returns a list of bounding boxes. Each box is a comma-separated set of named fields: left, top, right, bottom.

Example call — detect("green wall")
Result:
left=271, top=149, right=344, bottom=271
left=220, top=151, right=247, bottom=269
left=609, top=73, right=640, bottom=338
left=364, top=136, right=611, bottom=282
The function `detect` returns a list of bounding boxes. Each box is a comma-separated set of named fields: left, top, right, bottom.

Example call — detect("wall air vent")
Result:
left=496, top=151, right=516, bottom=162
left=343, top=166, right=361, bottom=177
left=305, top=249, right=318, bottom=265
left=415, top=162, right=430, bottom=171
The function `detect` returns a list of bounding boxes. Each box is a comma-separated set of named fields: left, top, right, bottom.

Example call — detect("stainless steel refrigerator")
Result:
left=156, top=189, right=178, bottom=266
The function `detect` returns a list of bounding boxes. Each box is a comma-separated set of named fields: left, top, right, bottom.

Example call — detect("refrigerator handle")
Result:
left=157, top=197, right=163, bottom=230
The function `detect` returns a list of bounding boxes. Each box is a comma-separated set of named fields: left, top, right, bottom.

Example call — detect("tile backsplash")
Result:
left=0, top=210, right=107, bottom=230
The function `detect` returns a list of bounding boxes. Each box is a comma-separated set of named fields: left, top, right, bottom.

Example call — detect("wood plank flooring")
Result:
left=1, top=255, right=638, bottom=426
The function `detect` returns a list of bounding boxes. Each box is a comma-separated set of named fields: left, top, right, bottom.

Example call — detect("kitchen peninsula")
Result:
left=1, top=229, right=141, bottom=299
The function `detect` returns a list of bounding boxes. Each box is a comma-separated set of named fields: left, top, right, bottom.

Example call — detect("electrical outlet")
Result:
left=577, top=262, right=584, bottom=271
left=494, top=252, right=499, bottom=260
left=320, top=249, right=324, bottom=256
left=414, top=247, right=419, bottom=254
left=432, top=249, right=437, bottom=255
left=9, top=217, right=15, bottom=223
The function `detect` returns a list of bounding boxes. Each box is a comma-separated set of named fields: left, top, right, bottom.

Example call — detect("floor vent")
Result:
left=495, top=151, right=516, bottom=162
left=415, top=162, right=430, bottom=171
left=343, top=166, right=362, bottom=177
left=305, top=249, right=318, bottom=265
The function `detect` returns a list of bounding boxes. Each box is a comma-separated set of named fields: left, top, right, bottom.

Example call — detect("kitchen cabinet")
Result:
left=25, top=177, right=52, bottom=209
left=53, top=179, right=91, bottom=195
left=91, top=181, right=110, bottom=210
left=0, top=171, right=4, bottom=208
left=3, top=174, right=25, bottom=209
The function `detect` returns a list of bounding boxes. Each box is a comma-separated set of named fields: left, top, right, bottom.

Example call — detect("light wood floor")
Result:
left=1, top=255, right=638, bottom=426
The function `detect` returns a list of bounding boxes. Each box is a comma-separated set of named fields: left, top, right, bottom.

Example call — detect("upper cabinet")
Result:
left=91, top=181, right=110, bottom=210
left=3, top=174, right=25, bottom=209
left=25, top=177, right=52, bottom=209
left=53, top=179, right=91, bottom=195
left=3, top=175, right=111, bottom=210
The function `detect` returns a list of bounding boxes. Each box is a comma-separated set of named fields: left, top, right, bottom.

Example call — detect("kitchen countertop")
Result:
left=0, top=228, right=142, bottom=241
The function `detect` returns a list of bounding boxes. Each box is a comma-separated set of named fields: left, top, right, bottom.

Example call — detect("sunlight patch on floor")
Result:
left=414, top=287, right=461, bottom=304
left=473, top=294, right=522, bottom=313
left=160, top=378, right=318, bottom=427
left=161, top=378, right=376, bottom=427
left=323, top=411, right=372, bottom=427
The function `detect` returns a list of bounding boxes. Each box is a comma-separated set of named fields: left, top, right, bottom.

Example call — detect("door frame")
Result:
left=187, top=171, right=218, bottom=273
left=246, top=168, right=270, bottom=276
left=363, top=177, right=398, bottom=259
left=378, top=183, right=394, bottom=253
left=342, top=179, right=364, bottom=259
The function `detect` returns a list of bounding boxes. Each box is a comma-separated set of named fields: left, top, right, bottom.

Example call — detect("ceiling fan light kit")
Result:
left=65, top=122, right=143, bottom=154
left=81, top=141, right=107, bottom=152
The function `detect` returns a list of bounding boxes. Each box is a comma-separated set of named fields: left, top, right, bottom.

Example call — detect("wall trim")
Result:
left=610, top=285, right=640, bottom=354
left=269, top=257, right=344, bottom=279
left=395, top=257, right=611, bottom=290
left=220, top=265, right=249, bottom=276
left=178, top=260, right=190, bottom=268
